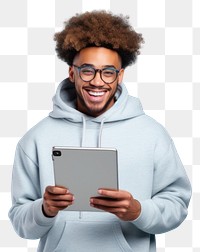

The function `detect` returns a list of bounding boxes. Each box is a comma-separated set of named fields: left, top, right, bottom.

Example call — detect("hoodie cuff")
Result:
left=131, top=199, right=155, bottom=230
left=33, top=199, right=57, bottom=226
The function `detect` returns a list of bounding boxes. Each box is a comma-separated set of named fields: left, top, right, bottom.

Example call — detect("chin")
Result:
left=85, top=105, right=106, bottom=117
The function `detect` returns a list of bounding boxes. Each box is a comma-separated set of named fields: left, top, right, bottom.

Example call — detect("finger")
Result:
left=47, top=193, right=74, bottom=201
left=91, top=197, right=130, bottom=209
left=90, top=203, right=125, bottom=215
left=45, top=203, right=73, bottom=216
left=48, top=199, right=74, bottom=208
left=46, top=186, right=69, bottom=195
left=90, top=197, right=119, bottom=207
left=98, top=189, right=131, bottom=200
left=44, top=197, right=74, bottom=213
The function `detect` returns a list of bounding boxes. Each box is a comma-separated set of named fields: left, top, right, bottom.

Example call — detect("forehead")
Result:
left=73, top=47, right=121, bottom=68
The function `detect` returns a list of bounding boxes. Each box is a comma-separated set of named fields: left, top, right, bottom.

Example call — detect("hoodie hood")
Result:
left=49, top=78, right=144, bottom=124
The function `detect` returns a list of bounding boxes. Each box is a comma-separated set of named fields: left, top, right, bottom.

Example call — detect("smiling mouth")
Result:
left=88, top=91, right=105, bottom=97
left=84, top=87, right=109, bottom=97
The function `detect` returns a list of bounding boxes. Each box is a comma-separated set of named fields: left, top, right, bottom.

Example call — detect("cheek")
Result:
left=74, top=81, right=84, bottom=96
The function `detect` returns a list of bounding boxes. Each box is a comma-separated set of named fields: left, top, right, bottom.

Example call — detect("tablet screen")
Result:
left=52, top=146, right=118, bottom=211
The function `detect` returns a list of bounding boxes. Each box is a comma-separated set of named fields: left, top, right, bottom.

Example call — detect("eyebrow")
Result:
left=80, top=63, right=117, bottom=69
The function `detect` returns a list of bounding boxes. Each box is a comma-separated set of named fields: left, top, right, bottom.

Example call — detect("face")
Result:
left=69, top=47, right=124, bottom=117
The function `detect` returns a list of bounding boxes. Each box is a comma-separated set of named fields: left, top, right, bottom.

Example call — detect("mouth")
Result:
left=87, top=90, right=105, bottom=97
left=83, top=88, right=108, bottom=102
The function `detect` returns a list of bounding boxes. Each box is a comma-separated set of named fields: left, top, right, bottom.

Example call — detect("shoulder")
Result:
left=18, top=116, right=55, bottom=147
left=134, top=113, right=171, bottom=139
left=143, top=115, right=173, bottom=154
left=132, top=114, right=173, bottom=151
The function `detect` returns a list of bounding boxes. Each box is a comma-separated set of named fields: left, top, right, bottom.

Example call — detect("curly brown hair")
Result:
left=54, top=10, right=144, bottom=68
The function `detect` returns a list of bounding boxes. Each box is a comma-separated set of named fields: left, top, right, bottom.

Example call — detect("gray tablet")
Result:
left=52, top=146, right=118, bottom=211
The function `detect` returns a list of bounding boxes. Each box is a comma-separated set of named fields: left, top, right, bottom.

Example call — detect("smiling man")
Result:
left=9, top=11, right=191, bottom=252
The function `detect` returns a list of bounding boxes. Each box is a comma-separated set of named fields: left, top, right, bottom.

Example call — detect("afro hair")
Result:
left=54, top=10, right=144, bottom=68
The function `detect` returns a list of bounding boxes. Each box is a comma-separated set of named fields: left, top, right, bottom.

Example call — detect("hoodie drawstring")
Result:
left=81, top=117, right=106, bottom=148
left=98, top=118, right=106, bottom=148
left=81, top=117, right=86, bottom=147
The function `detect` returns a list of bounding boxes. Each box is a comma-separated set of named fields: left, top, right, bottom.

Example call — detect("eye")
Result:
left=102, top=69, right=115, bottom=77
left=81, top=67, right=94, bottom=76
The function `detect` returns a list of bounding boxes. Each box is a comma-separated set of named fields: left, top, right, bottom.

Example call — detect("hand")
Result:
left=90, top=189, right=141, bottom=221
left=42, top=186, right=74, bottom=217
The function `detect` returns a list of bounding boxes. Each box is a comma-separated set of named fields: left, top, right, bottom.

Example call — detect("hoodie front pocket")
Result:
left=112, top=222, right=133, bottom=252
left=53, top=220, right=133, bottom=252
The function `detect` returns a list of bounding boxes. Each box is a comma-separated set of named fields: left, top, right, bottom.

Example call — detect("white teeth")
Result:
left=88, top=91, right=105, bottom=96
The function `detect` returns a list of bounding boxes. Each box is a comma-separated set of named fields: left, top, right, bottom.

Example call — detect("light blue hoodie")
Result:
left=9, top=79, right=191, bottom=252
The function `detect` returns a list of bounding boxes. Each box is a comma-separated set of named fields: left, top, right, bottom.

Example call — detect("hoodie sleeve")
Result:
left=132, top=139, right=192, bottom=234
left=8, top=144, right=56, bottom=239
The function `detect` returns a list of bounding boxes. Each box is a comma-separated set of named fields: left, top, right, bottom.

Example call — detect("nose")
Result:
left=89, top=70, right=104, bottom=86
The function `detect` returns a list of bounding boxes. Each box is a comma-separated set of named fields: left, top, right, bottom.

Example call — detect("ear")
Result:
left=118, top=68, right=124, bottom=85
left=69, top=66, right=75, bottom=83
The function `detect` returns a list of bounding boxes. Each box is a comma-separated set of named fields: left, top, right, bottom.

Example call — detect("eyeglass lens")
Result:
left=79, top=66, right=118, bottom=84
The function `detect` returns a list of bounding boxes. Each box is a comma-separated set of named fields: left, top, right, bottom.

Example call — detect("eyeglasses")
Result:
left=73, top=65, right=120, bottom=84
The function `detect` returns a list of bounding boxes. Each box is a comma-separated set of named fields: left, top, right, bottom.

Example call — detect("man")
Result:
left=9, top=11, right=191, bottom=252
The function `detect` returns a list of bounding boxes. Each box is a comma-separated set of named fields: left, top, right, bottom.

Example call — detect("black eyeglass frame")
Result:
left=73, top=64, right=121, bottom=84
